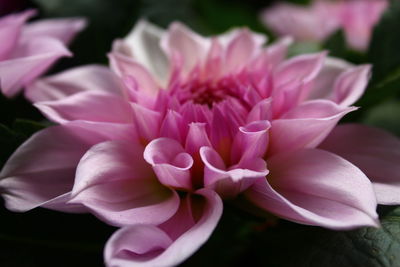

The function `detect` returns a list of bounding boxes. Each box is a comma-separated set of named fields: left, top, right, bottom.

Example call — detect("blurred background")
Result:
left=1, top=0, right=400, bottom=266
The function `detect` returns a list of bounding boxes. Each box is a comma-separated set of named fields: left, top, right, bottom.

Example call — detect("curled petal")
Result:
left=268, top=100, right=355, bottom=155
left=104, top=189, right=223, bottom=267
left=144, top=138, right=193, bottom=190
left=200, top=147, right=268, bottom=199
left=320, top=124, right=400, bottom=205
left=0, top=121, right=135, bottom=212
left=70, top=141, right=180, bottom=227
left=245, top=149, right=379, bottom=229
left=25, top=65, right=124, bottom=102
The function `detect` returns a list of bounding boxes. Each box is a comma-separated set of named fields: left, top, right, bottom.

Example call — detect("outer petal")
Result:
left=22, top=17, right=87, bottom=45
left=245, top=149, right=379, bottom=229
left=330, top=64, right=371, bottom=107
left=25, top=65, right=124, bottom=102
left=104, top=189, right=223, bottom=267
left=35, top=91, right=133, bottom=124
left=0, top=37, right=71, bottom=97
left=114, top=20, right=169, bottom=83
left=144, top=138, right=194, bottom=191
left=320, top=123, right=400, bottom=205
left=268, top=100, right=355, bottom=156
left=70, top=140, right=180, bottom=227
left=0, top=121, right=135, bottom=212
left=308, top=57, right=352, bottom=100
left=200, top=146, right=268, bottom=199
left=0, top=9, right=35, bottom=60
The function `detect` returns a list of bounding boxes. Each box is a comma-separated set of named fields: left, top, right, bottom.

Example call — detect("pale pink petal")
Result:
left=246, top=98, right=273, bottom=123
left=308, top=57, right=352, bottom=100
left=104, top=189, right=223, bottom=267
left=245, top=149, right=379, bottom=229
left=331, top=65, right=371, bottom=107
left=320, top=123, right=400, bottom=205
left=34, top=91, right=133, bottom=124
left=144, top=138, right=193, bottom=190
left=200, top=146, right=268, bottom=199
left=0, top=9, right=35, bottom=60
left=70, top=140, right=180, bottom=227
left=25, top=65, right=124, bottom=102
left=268, top=100, right=355, bottom=156
left=224, top=29, right=266, bottom=73
left=22, top=17, right=87, bottom=44
left=109, top=52, right=160, bottom=95
left=264, top=36, right=293, bottom=68
left=0, top=37, right=71, bottom=97
left=0, top=121, right=135, bottom=212
left=161, top=22, right=209, bottom=75
left=274, top=52, right=327, bottom=88
left=115, top=19, right=169, bottom=83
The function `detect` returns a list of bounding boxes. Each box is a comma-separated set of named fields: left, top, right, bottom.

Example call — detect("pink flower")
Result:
left=261, top=0, right=388, bottom=51
left=1, top=21, right=400, bottom=266
left=0, top=9, right=86, bottom=97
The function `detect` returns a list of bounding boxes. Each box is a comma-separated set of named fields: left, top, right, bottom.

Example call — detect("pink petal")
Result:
left=159, top=110, right=186, bottom=144
left=144, top=138, right=193, bottom=190
left=131, top=103, right=162, bottom=142
left=264, top=36, right=293, bottom=68
left=185, top=122, right=212, bottom=156
left=331, top=64, right=371, bottom=107
left=161, top=22, right=209, bottom=75
left=200, top=146, right=268, bottom=199
left=0, top=37, right=71, bottom=97
left=104, top=189, right=223, bottom=267
left=108, top=52, right=159, bottom=95
left=25, top=64, right=124, bottom=102
left=34, top=91, right=133, bottom=124
left=0, top=9, right=35, bottom=60
left=246, top=98, right=273, bottom=123
left=0, top=121, right=135, bottom=212
left=70, top=140, right=180, bottom=227
left=268, top=100, right=355, bottom=156
left=231, top=120, right=271, bottom=164
left=320, top=123, right=400, bottom=205
left=308, top=57, right=352, bottom=100
left=115, top=19, right=169, bottom=83
left=22, top=17, right=87, bottom=45
left=245, top=148, right=379, bottom=229
left=224, top=29, right=265, bottom=73
left=274, top=52, right=327, bottom=88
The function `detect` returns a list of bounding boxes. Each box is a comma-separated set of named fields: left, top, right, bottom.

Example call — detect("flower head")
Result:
left=2, top=20, right=400, bottom=266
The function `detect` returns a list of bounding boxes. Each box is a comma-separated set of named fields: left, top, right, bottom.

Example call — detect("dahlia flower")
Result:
left=261, top=0, right=388, bottom=51
left=1, top=20, right=400, bottom=266
left=0, top=9, right=86, bottom=97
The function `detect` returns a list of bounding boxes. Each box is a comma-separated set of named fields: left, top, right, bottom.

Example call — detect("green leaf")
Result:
left=362, top=99, right=400, bottom=137
left=368, top=0, right=400, bottom=83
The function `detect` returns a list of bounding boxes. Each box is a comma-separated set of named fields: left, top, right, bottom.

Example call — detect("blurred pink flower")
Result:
left=261, top=0, right=388, bottom=51
left=1, top=20, right=400, bottom=266
left=0, top=9, right=86, bottom=97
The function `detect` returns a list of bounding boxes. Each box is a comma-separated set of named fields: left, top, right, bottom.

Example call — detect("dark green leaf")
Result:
left=368, top=1, right=400, bottom=83
left=362, top=99, right=400, bottom=137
